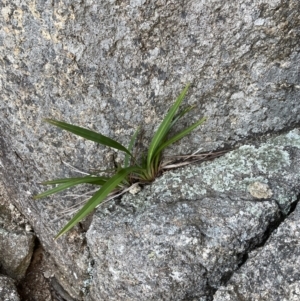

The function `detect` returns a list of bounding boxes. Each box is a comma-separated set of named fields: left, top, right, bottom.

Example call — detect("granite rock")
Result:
left=86, top=129, right=300, bottom=300
left=0, top=183, right=35, bottom=281
left=0, top=274, right=20, bottom=301
left=213, top=201, right=300, bottom=301
left=0, top=0, right=299, bottom=299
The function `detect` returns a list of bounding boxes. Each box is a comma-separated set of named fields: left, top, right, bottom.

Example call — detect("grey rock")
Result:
left=0, top=274, right=20, bottom=301
left=213, top=201, right=300, bottom=301
left=87, top=196, right=279, bottom=301
left=0, top=0, right=299, bottom=299
left=0, top=183, right=35, bottom=281
left=1, top=0, right=299, bottom=156
left=86, top=129, right=300, bottom=300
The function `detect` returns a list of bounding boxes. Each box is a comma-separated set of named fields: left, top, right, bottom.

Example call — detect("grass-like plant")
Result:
left=34, top=84, right=206, bottom=239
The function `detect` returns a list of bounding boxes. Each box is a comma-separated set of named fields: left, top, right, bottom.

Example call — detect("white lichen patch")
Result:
left=271, top=129, right=300, bottom=149
left=180, top=183, right=207, bottom=200
left=247, top=182, right=273, bottom=199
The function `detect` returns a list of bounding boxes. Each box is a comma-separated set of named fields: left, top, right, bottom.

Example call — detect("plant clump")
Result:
left=34, top=84, right=206, bottom=239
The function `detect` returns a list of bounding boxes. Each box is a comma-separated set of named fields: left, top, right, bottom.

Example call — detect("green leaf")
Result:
left=55, top=166, right=141, bottom=239
left=44, top=119, right=132, bottom=156
left=41, top=176, right=109, bottom=185
left=153, top=117, right=206, bottom=157
left=147, top=84, right=190, bottom=167
left=34, top=176, right=109, bottom=199
left=124, top=127, right=140, bottom=168
left=168, top=105, right=195, bottom=131
left=156, top=106, right=194, bottom=151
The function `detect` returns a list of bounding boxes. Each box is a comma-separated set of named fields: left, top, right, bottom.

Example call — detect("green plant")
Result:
left=34, top=84, right=206, bottom=239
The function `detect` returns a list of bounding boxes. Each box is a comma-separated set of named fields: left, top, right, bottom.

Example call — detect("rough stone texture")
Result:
left=1, top=0, right=299, bottom=154
left=0, top=0, right=299, bottom=299
left=17, top=243, right=74, bottom=301
left=0, top=274, right=20, bottom=301
left=0, top=182, right=35, bottom=281
left=213, top=201, right=300, bottom=301
left=86, top=129, right=300, bottom=301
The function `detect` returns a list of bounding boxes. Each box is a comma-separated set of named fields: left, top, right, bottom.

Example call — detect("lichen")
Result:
left=271, top=129, right=300, bottom=148
left=146, top=130, right=300, bottom=205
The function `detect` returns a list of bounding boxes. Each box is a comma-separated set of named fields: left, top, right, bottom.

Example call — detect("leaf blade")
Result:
left=55, top=166, right=141, bottom=239
left=44, top=119, right=132, bottom=156
left=154, top=117, right=206, bottom=157
left=34, top=176, right=109, bottom=199
left=124, top=127, right=140, bottom=168
left=168, top=105, right=195, bottom=131
left=147, top=84, right=190, bottom=167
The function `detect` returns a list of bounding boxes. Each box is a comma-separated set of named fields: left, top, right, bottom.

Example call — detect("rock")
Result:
left=0, top=183, right=35, bottom=281
left=86, top=129, right=300, bottom=300
left=0, top=274, right=20, bottom=301
left=0, top=0, right=299, bottom=299
left=87, top=196, right=279, bottom=301
left=1, top=0, right=299, bottom=155
left=213, top=201, right=300, bottom=301
left=17, top=244, right=64, bottom=301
